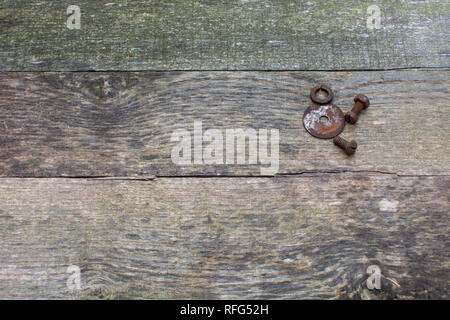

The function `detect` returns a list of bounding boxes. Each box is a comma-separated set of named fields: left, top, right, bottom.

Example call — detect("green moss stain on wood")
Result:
left=1, top=0, right=448, bottom=71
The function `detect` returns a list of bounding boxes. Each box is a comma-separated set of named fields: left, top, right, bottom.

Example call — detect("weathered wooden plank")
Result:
left=0, top=0, right=448, bottom=71
left=0, top=174, right=448, bottom=299
left=1, top=70, right=448, bottom=177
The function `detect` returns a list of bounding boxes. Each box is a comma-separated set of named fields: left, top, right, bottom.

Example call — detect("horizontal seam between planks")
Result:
left=1, top=67, right=450, bottom=73
left=0, top=171, right=449, bottom=180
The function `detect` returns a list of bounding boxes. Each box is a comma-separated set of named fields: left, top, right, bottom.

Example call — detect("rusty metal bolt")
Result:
left=333, top=136, right=357, bottom=155
left=345, top=94, right=370, bottom=124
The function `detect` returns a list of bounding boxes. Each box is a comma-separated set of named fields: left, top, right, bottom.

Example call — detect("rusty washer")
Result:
left=303, top=104, right=345, bottom=139
left=310, top=85, right=334, bottom=105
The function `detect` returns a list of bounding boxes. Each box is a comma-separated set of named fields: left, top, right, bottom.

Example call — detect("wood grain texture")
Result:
left=1, top=0, right=448, bottom=71
left=0, top=174, right=448, bottom=299
left=0, top=70, right=449, bottom=177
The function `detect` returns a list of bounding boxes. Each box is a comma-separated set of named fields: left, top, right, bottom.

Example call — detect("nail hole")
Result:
left=319, top=116, right=330, bottom=125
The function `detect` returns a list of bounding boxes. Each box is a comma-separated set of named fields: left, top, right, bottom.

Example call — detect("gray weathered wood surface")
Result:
left=1, top=70, right=449, bottom=177
left=0, top=0, right=449, bottom=301
left=0, top=0, right=448, bottom=71
left=0, top=175, right=448, bottom=299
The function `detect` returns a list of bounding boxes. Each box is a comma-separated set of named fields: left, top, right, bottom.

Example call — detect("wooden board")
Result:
left=1, top=0, right=449, bottom=301
left=0, top=174, right=448, bottom=299
left=1, top=0, right=448, bottom=71
left=0, top=70, right=449, bottom=177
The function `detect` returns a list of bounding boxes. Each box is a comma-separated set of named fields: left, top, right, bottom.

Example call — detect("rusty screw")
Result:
left=345, top=94, right=370, bottom=124
left=333, top=136, right=357, bottom=155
